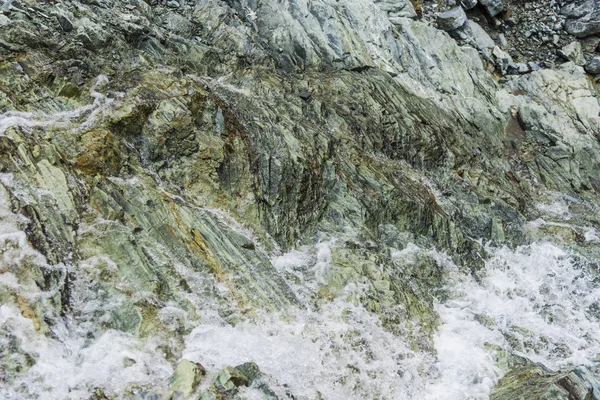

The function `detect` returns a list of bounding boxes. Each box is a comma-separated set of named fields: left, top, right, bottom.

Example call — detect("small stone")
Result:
left=299, top=90, right=311, bottom=100
left=493, top=46, right=511, bottom=61
left=166, top=0, right=179, bottom=7
left=136, top=392, right=161, bottom=400
left=212, top=367, right=250, bottom=395
left=512, top=63, right=531, bottom=74
left=493, top=45, right=513, bottom=73
left=437, top=6, right=467, bottom=31
left=497, top=33, right=508, bottom=48
left=528, top=62, right=541, bottom=71
left=585, top=56, right=600, bottom=74
left=0, top=14, right=9, bottom=26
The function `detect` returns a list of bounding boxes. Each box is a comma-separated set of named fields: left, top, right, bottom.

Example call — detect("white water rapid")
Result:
left=1, top=213, right=599, bottom=399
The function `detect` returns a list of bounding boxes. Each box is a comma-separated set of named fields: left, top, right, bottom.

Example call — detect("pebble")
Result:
left=553, top=34, right=559, bottom=45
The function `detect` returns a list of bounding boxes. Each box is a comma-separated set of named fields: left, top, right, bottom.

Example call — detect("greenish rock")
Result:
left=0, top=0, right=599, bottom=397
left=106, top=304, right=142, bottom=334
left=233, top=362, right=278, bottom=399
left=211, top=367, right=250, bottom=395
left=168, top=359, right=206, bottom=399
left=491, top=364, right=600, bottom=400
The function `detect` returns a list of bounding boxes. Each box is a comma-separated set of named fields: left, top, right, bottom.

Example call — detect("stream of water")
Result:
left=1, top=216, right=599, bottom=399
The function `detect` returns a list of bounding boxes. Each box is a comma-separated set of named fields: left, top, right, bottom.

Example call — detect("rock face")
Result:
left=374, top=0, right=418, bottom=23
left=0, top=0, right=599, bottom=398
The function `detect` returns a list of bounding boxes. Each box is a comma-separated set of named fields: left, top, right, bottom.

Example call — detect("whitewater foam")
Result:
left=1, top=180, right=600, bottom=400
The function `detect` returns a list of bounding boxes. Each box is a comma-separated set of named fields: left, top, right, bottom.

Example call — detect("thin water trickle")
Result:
left=0, top=75, right=116, bottom=136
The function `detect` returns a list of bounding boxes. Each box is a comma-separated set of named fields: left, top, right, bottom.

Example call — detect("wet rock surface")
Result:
left=0, top=0, right=599, bottom=398
left=491, top=363, right=600, bottom=400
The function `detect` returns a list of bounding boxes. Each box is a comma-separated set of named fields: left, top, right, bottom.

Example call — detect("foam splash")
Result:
left=0, top=183, right=172, bottom=399
left=183, top=240, right=600, bottom=400
left=183, top=297, right=428, bottom=399
left=427, top=242, right=600, bottom=399
left=0, top=305, right=172, bottom=400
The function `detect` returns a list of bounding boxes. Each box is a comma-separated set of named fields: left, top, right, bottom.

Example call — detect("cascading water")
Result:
left=2, top=197, right=599, bottom=400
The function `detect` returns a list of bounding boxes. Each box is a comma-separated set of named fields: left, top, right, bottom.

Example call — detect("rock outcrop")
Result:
left=0, top=0, right=599, bottom=398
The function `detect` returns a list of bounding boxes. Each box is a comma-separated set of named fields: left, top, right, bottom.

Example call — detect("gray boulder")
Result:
left=437, top=6, right=467, bottom=31
left=562, top=0, right=600, bottom=38
left=479, top=0, right=505, bottom=17
left=585, top=56, right=600, bottom=74
left=466, top=20, right=495, bottom=49
left=493, top=45, right=513, bottom=73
